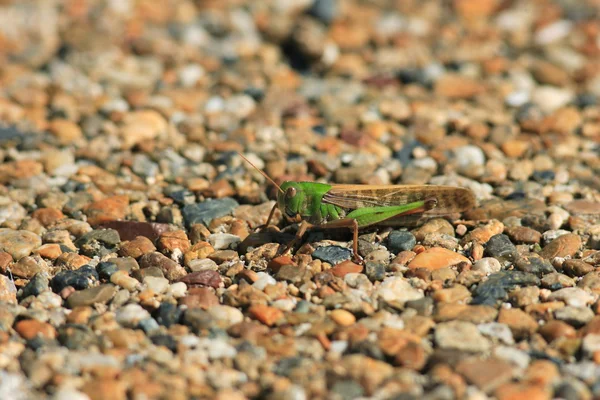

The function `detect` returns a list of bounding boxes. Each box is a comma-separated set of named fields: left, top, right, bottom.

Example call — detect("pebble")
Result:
left=0, top=229, right=42, bottom=260
left=182, top=198, right=239, bottom=227
left=365, top=262, right=386, bottom=282
left=435, top=321, right=491, bottom=352
left=139, top=252, right=187, bottom=281
left=51, top=266, right=98, bottom=293
left=484, top=234, right=518, bottom=261
left=386, top=231, right=416, bottom=253
left=116, top=304, right=151, bottom=328
left=312, top=246, right=352, bottom=265
left=407, top=247, right=470, bottom=270
left=330, top=261, right=363, bottom=277
left=376, top=277, right=423, bottom=304
left=472, top=258, right=502, bottom=274
left=330, top=309, right=356, bottom=326
left=110, top=271, right=142, bottom=292
left=0, top=275, right=17, bottom=303
left=547, top=287, right=595, bottom=307
left=539, top=233, right=581, bottom=259
left=554, top=306, right=594, bottom=328
left=66, top=284, right=117, bottom=308
left=208, top=233, right=241, bottom=250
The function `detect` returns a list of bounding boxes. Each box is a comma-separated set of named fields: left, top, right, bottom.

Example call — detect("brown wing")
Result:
left=322, top=184, right=476, bottom=215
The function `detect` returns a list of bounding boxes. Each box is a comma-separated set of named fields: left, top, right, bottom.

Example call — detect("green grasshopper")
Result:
left=239, top=153, right=476, bottom=263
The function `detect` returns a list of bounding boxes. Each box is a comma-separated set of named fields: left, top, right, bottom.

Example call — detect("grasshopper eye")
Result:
left=286, top=187, right=297, bottom=199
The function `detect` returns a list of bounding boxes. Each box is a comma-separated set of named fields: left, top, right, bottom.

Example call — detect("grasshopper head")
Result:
left=277, top=181, right=304, bottom=222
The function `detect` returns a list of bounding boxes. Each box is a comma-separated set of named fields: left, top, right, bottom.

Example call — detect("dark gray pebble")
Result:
left=74, top=229, right=121, bottom=257
left=96, top=261, right=118, bottom=281
left=20, top=273, right=48, bottom=299
left=154, top=303, right=183, bottom=327
left=51, top=266, right=98, bottom=293
left=472, top=271, right=540, bottom=305
left=312, top=246, right=351, bottom=265
left=365, top=262, right=386, bottom=282
left=331, top=380, right=365, bottom=400
left=182, top=197, right=239, bottom=227
left=57, top=324, right=99, bottom=350
left=386, top=231, right=416, bottom=253
left=484, top=234, right=518, bottom=261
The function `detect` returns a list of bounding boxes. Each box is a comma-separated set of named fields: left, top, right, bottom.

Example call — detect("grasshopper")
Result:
left=239, top=153, right=476, bottom=263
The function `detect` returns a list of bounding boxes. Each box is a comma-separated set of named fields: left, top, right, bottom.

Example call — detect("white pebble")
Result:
left=535, top=20, right=572, bottom=45
left=472, top=258, right=502, bottom=275
left=253, top=272, right=276, bottom=291
left=208, top=233, right=241, bottom=250
left=166, top=282, right=187, bottom=298
left=116, top=304, right=151, bottom=327
left=178, top=64, right=205, bottom=87
left=208, top=305, right=243, bottom=328
left=143, top=276, right=170, bottom=294
left=375, top=276, right=423, bottom=303
left=478, top=322, right=514, bottom=345
left=453, top=145, right=486, bottom=168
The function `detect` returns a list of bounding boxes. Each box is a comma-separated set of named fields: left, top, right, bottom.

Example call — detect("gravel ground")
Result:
left=0, top=0, right=600, bottom=399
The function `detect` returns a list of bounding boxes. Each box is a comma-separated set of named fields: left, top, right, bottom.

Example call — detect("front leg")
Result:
left=279, top=220, right=312, bottom=256
left=256, top=203, right=278, bottom=232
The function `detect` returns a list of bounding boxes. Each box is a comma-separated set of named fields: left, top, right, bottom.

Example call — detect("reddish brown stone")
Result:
left=179, top=287, right=219, bottom=309
left=84, top=195, right=129, bottom=226
left=268, top=256, right=295, bottom=274
left=178, top=270, right=222, bottom=289
left=158, top=230, right=191, bottom=254
left=98, top=221, right=171, bottom=241
left=119, top=236, right=156, bottom=259
left=31, top=207, right=65, bottom=227
left=14, top=319, right=56, bottom=340
left=248, top=304, right=284, bottom=326
left=330, top=261, right=363, bottom=277
left=34, top=244, right=63, bottom=260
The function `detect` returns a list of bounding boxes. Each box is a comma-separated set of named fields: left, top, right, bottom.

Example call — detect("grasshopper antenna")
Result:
left=238, top=152, right=284, bottom=194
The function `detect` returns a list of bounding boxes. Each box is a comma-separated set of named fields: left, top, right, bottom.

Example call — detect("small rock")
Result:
left=20, top=273, right=48, bottom=299
left=456, top=358, right=515, bottom=393
left=84, top=195, right=129, bottom=226
left=0, top=275, right=17, bottom=303
left=110, top=271, right=141, bottom=292
left=386, top=231, right=416, bottom=253
left=312, top=246, right=352, bottom=265
left=139, top=252, right=187, bottom=281
left=408, top=247, right=470, bottom=270
left=506, top=226, right=542, bottom=244
left=539, top=233, right=581, bottom=259
left=554, top=306, right=594, bottom=328
left=208, top=233, right=241, bottom=250
left=143, top=276, right=169, bottom=294
left=118, top=236, right=156, bottom=259
left=66, top=284, right=117, bottom=308
left=497, top=308, right=538, bottom=340
left=51, top=266, right=98, bottom=293
left=435, top=321, right=491, bottom=352
left=14, top=319, right=56, bottom=340
left=0, top=229, right=42, bottom=260
left=547, top=287, right=594, bottom=307
left=376, top=276, right=423, bottom=304
left=248, top=304, right=284, bottom=326
left=365, top=262, right=386, bottom=282
left=472, top=258, right=502, bottom=274
left=412, top=219, right=455, bottom=241
left=330, top=261, right=363, bottom=277
left=484, top=234, right=517, bottom=261
left=182, top=198, right=239, bottom=227
left=179, top=270, right=222, bottom=289
left=330, top=309, right=356, bottom=326
left=116, top=304, right=151, bottom=328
